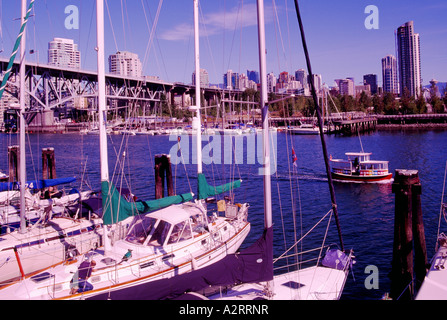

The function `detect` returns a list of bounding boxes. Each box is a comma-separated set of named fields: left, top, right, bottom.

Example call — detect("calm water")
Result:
left=1, top=129, right=446, bottom=300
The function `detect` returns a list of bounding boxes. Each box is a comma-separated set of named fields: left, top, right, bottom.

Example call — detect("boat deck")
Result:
left=209, top=265, right=349, bottom=300
left=416, top=244, right=447, bottom=300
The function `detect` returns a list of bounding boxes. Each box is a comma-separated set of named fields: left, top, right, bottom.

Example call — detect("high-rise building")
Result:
left=337, top=78, right=355, bottom=96
left=308, top=74, right=322, bottom=93
left=192, top=68, right=209, bottom=88
left=363, top=74, right=378, bottom=95
left=108, top=51, right=142, bottom=77
left=396, top=21, right=421, bottom=97
left=247, top=70, right=259, bottom=84
left=223, top=70, right=239, bottom=90
left=295, top=69, right=307, bottom=89
left=382, top=55, right=399, bottom=95
left=48, top=38, right=81, bottom=68
left=267, top=73, right=277, bottom=93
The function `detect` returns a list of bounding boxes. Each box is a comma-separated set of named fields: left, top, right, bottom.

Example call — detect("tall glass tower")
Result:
left=396, top=21, right=421, bottom=97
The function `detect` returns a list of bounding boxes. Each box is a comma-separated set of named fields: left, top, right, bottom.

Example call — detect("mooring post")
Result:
left=411, top=177, right=428, bottom=292
left=154, top=154, right=174, bottom=199
left=164, top=154, right=174, bottom=197
left=42, top=148, right=56, bottom=180
left=390, top=169, right=427, bottom=300
left=154, top=155, right=165, bottom=199
left=8, top=146, right=19, bottom=182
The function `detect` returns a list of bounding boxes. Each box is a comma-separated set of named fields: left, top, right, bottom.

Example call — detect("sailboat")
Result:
left=0, top=0, right=250, bottom=299
left=126, top=0, right=353, bottom=301
left=416, top=161, right=447, bottom=300
left=0, top=0, right=104, bottom=285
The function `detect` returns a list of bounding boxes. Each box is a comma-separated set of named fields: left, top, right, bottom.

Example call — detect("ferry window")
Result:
left=126, top=217, right=157, bottom=244
left=168, top=221, right=192, bottom=244
left=148, top=220, right=171, bottom=246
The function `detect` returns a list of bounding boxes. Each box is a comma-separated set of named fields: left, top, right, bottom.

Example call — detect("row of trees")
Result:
left=104, top=83, right=446, bottom=123
left=269, top=83, right=447, bottom=117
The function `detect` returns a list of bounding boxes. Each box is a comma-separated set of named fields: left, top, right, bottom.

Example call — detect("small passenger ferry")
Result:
left=330, top=152, right=393, bottom=182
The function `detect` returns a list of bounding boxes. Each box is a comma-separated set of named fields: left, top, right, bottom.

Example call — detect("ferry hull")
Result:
left=331, top=172, right=393, bottom=182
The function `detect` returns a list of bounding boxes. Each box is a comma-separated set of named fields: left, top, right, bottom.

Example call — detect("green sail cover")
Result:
left=101, top=181, right=194, bottom=225
left=197, top=173, right=242, bottom=200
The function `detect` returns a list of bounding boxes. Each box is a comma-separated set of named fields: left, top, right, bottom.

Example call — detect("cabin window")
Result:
left=147, top=220, right=171, bottom=246
left=168, top=221, right=193, bottom=244
left=191, top=213, right=207, bottom=234
left=126, top=217, right=157, bottom=244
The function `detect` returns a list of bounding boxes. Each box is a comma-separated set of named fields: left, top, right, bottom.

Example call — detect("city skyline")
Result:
left=0, top=1, right=445, bottom=88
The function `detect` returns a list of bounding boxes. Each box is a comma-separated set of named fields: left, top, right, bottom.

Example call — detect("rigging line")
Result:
left=225, top=1, right=243, bottom=73
left=308, top=210, right=333, bottom=293
left=272, top=0, right=289, bottom=72
left=120, top=0, right=126, bottom=50
left=293, top=0, right=344, bottom=252
left=141, top=0, right=163, bottom=70
left=104, top=0, right=119, bottom=53
left=284, top=0, right=292, bottom=71
left=280, top=100, right=301, bottom=259
left=198, top=2, right=219, bottom=87
left=274, top=209, right=333, bottom=264
left=238, top=0, right=243, bottom=75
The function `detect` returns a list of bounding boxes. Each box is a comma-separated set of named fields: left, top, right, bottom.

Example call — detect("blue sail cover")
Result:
left=88, top=226, right=273, bottom=300
left=197, top=173, right=242, bottom=200
left=0, top=177, right=76, bottom=192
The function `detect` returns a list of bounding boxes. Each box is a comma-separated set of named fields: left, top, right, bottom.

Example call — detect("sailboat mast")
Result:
left=293, top=0, right=344, bottom=251
left=97, top=0, right=108, bottom=184
left=256, top=0, right=272, bottom=230
left=96, top=0, right=112, bottom=251
left=19, top=0, right=27, bottom=233
left=194, top=0, right=202, bottom=174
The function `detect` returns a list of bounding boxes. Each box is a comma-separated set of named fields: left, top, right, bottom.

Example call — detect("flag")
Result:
left=292, top=148, right=298, bottom=167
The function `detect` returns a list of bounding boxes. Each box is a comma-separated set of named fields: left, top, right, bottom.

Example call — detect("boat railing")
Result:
left=273, top=245, right=331, bottom=272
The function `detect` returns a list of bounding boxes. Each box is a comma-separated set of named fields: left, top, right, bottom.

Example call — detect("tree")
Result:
left=383, top=92, right=398, bottom=115
left=430, top=82, right=444, bottom=113
left=372, top=93, right=384, bottom=114
left=339, top=94, right=355, bottom=112
left=415, top=93, right=427, bottom=113
left=358, top=91, right=372, bottom=112
left=400, top=88, right=417, bottom=114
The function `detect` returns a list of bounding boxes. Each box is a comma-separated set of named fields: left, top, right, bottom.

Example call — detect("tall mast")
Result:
left=96, top=0, right=111, bottom=251
left=256, top=0, right=272, bottom=230
left=97, top=0, right=108, bottom=184
left=193, top=0, right=202, bottom=174
left=293, top=0, right=344, bottom=251
left=19, top=0, right=27, bottom=233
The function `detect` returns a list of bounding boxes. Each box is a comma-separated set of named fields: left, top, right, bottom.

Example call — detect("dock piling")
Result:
left=154, top=154, right=174, bottom=199
left=390, top=169, right=427, bottom=300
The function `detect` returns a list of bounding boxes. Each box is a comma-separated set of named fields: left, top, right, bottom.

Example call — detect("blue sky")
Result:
left=1, top=0, right=446, bottom=87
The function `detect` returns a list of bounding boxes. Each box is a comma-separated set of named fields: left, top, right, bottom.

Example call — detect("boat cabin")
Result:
left=331, top=152, right=390, bottom=176
left=124, top=204, right=207, bottom=247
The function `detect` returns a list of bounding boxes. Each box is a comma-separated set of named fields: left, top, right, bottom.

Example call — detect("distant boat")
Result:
left=330, top=152, right=393, bottom=182
left=0, top=171, right=8, bottom=182
left=288, top=123, right=326, bottom=135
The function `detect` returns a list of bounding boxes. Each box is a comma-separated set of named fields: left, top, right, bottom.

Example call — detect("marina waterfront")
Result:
left=0, top=128, right=446, bottom=300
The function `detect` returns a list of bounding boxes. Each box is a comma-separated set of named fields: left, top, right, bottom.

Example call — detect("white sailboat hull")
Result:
left=207, top=259, right=352, bottom=300
left=0, top=217, right=103, bottom=285
left=0, top=204, right=250, bottom=300
left=416, top=244, right=447, bottom=300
